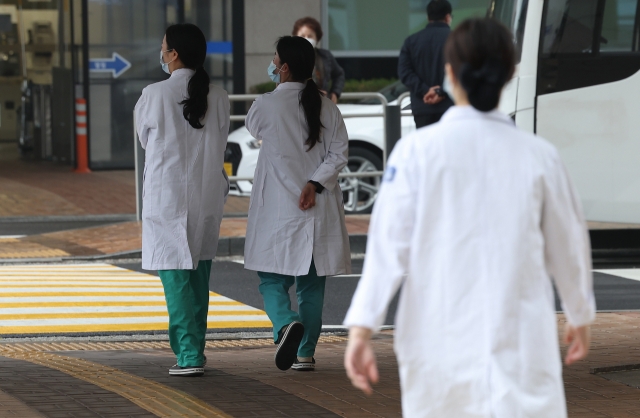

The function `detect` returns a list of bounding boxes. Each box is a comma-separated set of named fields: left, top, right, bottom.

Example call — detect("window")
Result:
left=326, top=0, right=489, bottom=56
left=537, top=0, right=640, bottom=95
left=489, top=0, right=529, bottom=60
left=601, top=0, right=638, bottom=51
left=541, top=0, right=639, bottom=55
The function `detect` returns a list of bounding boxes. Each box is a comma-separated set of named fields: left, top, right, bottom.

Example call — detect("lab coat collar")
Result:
left=170, top=68, right=196, bottom=78
left=275, top=82, right=306, bottom=91
left=441, top=105, right=514, bottom=126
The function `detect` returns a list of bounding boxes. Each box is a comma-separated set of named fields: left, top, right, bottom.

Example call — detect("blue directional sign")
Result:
left=207, top=41, right=233, bottom=54
left=89, top=52, right=131, bottom=78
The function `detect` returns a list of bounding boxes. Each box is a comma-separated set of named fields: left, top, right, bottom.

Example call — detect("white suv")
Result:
left=224, top=82, right=415, bottom=214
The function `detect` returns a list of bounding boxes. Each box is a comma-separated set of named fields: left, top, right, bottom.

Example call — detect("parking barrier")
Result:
left=74, top=98, right=91, bottom=174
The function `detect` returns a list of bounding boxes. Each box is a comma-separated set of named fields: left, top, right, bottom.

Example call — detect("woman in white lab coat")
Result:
left=244, top=36, right=351, bottom=372
left=134, top=23, right=230, bottom=377
left=344, top=18, right=595, bottom=417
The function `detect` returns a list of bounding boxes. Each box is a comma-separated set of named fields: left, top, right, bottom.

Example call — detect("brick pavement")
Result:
left=0, top=159, right=250, bottom=218
left=0, top=314, right=636, bottom=417
left=0, top=216, right=371, bottom=260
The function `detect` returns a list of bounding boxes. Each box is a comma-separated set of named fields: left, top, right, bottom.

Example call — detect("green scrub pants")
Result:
left=158, top=260, right=211, bottom=367
left=258, top=260, right=326, bottom=358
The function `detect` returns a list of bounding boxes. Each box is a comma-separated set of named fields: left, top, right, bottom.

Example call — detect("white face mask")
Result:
left=305, top=37, right=317, bottom=48
left=443, top=73, right=454, bottom=98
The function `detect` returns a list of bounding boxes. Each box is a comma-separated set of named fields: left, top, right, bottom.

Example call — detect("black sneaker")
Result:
left=292, top=357, right=315, bottom=371
left=274, top=321, right=304, bottom=371
left=169, top=364, right=205, bottom=377
left=203, top=355, right=207, bottom=367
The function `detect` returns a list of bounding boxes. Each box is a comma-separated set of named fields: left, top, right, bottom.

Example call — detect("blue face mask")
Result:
left=160, top=50, right=175, bottom=74
left=267, top=61, right=282, bottom=83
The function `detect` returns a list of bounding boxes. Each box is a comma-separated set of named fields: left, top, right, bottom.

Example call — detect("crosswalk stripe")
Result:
left=0, top=322, right=273, bottom=334
left=0, top=311, right=267, bottom=320
left=0, top=284, right=164, bottom=288
left=0, top=305, right=260, bottom=314
left=0, top=263, right=270, bottom=335
left=0, top=315, right=271, bottom=326
left=0, top=301, right=243, bottom=308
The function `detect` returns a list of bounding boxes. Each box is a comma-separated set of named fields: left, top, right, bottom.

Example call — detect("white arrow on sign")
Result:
left=89, top=52, right=132, bottom=78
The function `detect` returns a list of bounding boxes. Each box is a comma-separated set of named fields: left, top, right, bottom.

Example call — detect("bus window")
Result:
left=542, top=0, right=600, bottom=54
left=538, top=0, right=640, bottom=95
left=489, top=0, right=529, bottom=61
left=601, top=0, right=638, bottom=52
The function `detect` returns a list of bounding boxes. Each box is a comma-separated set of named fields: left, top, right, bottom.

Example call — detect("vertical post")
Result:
left=384, top=104, right=402, bottom=162
left=81, top=0, right=90, bottom=169
left=57, top=0, right=65, bottom=67
left=177, top=0, right=185, bottom=23
left=74, top=98, right=90, bottom=173
left=232, top=0, right=246, bottom=127
left=133, top=112, right=144, bottom=221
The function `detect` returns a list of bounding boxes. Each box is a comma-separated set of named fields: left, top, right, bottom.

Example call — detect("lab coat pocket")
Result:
left=250, top=169, right=266, bottom=209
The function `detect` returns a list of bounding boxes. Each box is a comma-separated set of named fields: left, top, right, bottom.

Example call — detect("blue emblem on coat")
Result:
left=383, top=166, right=397, bottom=182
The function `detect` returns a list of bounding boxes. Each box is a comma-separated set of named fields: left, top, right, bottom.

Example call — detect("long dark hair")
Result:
left=276, top=36, right=324, bottom=151
left=444, top=18, right=516, bottom=112
left=165, top=23, right=210, bottom=129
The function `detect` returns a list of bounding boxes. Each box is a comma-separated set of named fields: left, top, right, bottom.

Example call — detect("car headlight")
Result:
left=247, top=139, right=262, bottom=149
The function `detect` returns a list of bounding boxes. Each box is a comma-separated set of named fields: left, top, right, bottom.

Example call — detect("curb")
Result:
left=0, top=214, right=137, bottom=223
left=215, top=234, right=368, bottom=257
left=0, top=235, right=369, bottom=264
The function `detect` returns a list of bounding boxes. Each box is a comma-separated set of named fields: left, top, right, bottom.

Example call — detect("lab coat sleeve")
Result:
left=309, top=106, right=349, bottom=191
left=343, top=137, right=418, bottom=330
left=542, top=151, right=596, bottom=328
left=134, top=88, right=150, bottom=150
left=245, top=96, right=264, bottom=140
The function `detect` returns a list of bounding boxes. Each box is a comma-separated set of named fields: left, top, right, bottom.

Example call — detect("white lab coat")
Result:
left=244, top=82, right=351, bottom=276
left=344, top=106, right=595, bottom=418
left=135, top=68, right=230, bottom=271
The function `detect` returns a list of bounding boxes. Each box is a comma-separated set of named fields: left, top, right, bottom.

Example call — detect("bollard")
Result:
left=74, top=98, right=91, bottom=173
left=384, top=104, right=402, bottom=162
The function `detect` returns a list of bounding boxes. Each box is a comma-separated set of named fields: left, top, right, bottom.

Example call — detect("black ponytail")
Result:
left=165, top=23, right=210, bottom=129
left=459, top=59, right=507, bottom=112
left=444, top=18, right=515, bottom=112
left=276, top=36, right=324, bottom=150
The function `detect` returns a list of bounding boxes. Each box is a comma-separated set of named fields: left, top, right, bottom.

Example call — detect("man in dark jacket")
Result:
left=398, top=0, right=454, bottom=128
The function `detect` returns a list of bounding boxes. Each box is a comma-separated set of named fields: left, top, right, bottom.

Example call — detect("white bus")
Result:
left=493, top=0, right=640, bottom=225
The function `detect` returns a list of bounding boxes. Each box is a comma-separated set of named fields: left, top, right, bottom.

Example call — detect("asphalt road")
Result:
left=0, top=220, right=124, bottom=236
left=116, top=259, right=640, bottom=327
left=118, top=259, right=400, bottom=327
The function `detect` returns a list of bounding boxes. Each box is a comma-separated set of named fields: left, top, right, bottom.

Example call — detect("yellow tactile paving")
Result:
left=0, top=263, right=271, bottom=335
left=2, top=351, right=232, bottom=418
left=0, top=335, right=349, bottom=354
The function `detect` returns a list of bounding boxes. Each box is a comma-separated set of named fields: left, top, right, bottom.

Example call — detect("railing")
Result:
left=134, top=91, right=407, bottom=220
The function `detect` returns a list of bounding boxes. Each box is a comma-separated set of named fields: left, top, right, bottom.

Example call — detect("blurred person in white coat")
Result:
left=135, top=23, right=230, bottom=377
left=343, top=18, right=595, bottom=418
left=244, top=36, right=351, bottom=372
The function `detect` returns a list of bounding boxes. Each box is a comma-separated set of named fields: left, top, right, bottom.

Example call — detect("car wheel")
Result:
left=339, top=147, right=383, bottom=215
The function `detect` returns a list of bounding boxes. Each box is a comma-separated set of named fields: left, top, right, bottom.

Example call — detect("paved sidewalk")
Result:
left=0, top=314, right=637, bottom=417
left=0, top=216, right=371, bottom=260
left=0, top=159, right=250, bottom=218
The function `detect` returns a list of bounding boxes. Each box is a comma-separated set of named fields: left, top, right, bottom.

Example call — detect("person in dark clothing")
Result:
left=398, top=0, right=454, bottom=128
left=293, top=17, right=345, bottom=104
